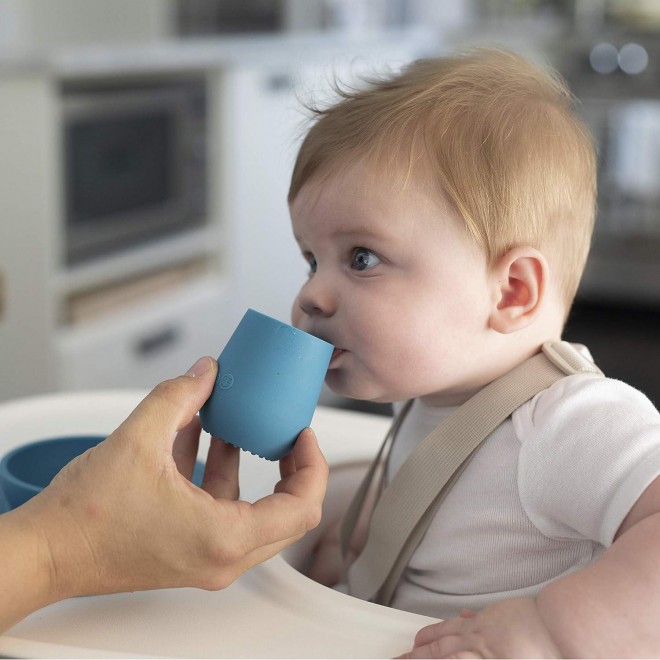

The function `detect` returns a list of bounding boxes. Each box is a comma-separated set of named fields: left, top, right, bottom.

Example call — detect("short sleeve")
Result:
left=514, top=375, right=660, bottom=546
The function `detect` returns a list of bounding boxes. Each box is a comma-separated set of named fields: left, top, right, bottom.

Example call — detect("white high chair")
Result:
left=0, top=391, right=434, bottom=658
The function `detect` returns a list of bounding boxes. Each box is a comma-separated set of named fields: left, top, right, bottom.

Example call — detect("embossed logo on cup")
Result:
left=219, top=373, right=234, bottom=389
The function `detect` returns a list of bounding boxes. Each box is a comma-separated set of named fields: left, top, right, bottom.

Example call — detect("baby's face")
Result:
left=290, top=161, right=495, bottom=406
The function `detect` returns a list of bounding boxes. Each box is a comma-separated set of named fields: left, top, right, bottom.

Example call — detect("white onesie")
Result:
left=385, top=371, right=660, bottom=619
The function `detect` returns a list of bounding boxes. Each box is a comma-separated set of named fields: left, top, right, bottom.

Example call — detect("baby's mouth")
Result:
left=329, top=348, right=346, bottom=367
left=304, top=328, right=343, bottom=365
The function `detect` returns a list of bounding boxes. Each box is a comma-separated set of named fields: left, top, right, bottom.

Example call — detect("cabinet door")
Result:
left=56, top=281, right=230, bottom=390
left=221, top=63, right=309, bottom=324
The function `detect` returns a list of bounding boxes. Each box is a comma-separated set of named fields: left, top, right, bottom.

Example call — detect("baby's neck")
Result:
left=420, top=335, right=561, bottom=409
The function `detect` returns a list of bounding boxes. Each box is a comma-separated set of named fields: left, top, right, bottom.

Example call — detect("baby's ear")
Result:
left=488, top=246, right=548, bottom=334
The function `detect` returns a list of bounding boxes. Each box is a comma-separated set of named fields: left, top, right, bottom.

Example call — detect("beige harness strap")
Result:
left=341, top=341, right=603, bottom=605
left=339, top=400, right=413, bottom=564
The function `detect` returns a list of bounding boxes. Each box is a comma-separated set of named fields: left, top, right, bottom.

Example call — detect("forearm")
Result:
left=0, top=507, right=57, bottom=633
left=536, top=511, right=660, bottom=657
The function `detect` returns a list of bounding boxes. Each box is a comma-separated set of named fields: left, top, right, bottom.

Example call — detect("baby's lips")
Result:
left=329, top=348, right=346, bottom=366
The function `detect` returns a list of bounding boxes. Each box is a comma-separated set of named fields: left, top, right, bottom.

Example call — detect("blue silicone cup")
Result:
left=0, top=435, right=207, bottom=512
left=200, top=309, right=334, bottom=461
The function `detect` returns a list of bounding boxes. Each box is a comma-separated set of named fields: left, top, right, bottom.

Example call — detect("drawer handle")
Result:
left=135, top=326, right=180, bottom=357
left=265, top=73, right=294, bottom=92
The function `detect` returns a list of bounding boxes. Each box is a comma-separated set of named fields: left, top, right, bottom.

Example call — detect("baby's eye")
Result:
left=305, top=253, right=317, bottom=274
left=351, top=247, right=381, bottom=272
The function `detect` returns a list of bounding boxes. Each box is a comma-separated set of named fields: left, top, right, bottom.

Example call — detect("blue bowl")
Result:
left=0, top=435, right=206, bottom=512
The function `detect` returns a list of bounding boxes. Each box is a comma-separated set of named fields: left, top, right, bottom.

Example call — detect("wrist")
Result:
left=24, top=492, right=101, bottom=603
left=0, top=506, right=58, bottom=631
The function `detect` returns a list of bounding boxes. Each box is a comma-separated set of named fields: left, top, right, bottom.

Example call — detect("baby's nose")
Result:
left=296, top=275, right=337, bottom=318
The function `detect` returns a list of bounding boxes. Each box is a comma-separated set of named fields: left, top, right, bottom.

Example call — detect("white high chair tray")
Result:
left=0, top=391, right=435, bottom=658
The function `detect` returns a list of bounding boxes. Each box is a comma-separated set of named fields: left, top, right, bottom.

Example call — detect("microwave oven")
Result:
left=61, top=78, right=208, bottom=265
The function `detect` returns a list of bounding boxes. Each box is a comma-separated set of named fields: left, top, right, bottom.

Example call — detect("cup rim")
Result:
left=245, top=308, right=334, bottom=350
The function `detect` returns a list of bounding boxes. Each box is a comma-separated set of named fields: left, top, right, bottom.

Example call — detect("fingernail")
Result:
left=185, top=357, right=213, bottom=378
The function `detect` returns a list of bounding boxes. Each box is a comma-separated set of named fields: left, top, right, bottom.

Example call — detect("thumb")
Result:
left=119, top=357, right=218, bottom=447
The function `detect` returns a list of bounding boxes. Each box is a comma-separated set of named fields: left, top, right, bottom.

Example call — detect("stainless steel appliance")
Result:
left=560, top=37, right=660, bottom=303
left=558, top=37, right=660, bottom=407
left=62, top=78, right=208, bottom=264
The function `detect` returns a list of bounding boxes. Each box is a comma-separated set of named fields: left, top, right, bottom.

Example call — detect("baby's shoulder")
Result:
left=513, top=373, right=659, bottom=444
left=512, top=374, right=660, bottom=544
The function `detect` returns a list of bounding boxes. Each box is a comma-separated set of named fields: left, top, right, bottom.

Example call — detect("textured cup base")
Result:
left=218, top=437, right=282, bottom=461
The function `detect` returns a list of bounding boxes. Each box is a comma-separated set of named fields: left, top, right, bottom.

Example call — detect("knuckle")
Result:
left=304, top=502, right=323, bottom=531
left=430, top=640, right=448, bottom=657
left=318, top=457, right=330, bottom=483
left=208, top=514, right=251, bottom=564
left=218, top=540, right=245, bottom=565
left=151, top=378, right=185, bottom=407
left=204, top=569, right=237, bottom=591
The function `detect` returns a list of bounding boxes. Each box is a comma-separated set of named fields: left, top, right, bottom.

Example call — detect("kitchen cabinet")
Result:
left=0, top=67, right=232, bottom=401
left=0, top=32, right=435, bottom=402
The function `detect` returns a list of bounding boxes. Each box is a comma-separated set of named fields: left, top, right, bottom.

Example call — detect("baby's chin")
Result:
left=325, top=373, right=401, bottom=404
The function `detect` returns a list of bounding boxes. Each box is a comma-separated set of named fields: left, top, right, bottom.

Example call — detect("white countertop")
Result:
left=0, top=391, right=435, bottom=658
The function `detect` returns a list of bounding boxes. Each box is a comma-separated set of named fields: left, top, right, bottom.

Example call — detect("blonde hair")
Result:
left=288, top=48, right=597, bottom=312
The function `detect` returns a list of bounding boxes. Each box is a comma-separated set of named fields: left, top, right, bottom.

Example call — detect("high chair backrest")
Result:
left=340, top=341, right=604, bottom=606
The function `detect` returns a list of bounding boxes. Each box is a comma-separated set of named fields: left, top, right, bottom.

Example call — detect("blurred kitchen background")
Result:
left=1, top=0, right=659, bottom=413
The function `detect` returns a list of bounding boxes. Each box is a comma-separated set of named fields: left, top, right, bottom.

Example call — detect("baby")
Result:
left=288, top=49, right=660, bottom=657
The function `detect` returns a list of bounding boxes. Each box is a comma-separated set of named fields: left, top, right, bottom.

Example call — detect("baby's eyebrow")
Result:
left=293, top=225, right=394, bottom=247
left=293, top=228, right=386, bottom=245
left=331, top=227, right=392, bottom=242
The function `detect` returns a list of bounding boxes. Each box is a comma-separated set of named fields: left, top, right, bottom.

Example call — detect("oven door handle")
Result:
left=134, top=325, right=181, bottom=358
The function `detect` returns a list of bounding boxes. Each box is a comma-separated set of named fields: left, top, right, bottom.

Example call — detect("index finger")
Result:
left=117, top=357, right=217, bottom=449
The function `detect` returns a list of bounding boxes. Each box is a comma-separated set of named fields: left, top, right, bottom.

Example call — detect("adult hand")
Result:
left=0, top=357, right=328, bottom=632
